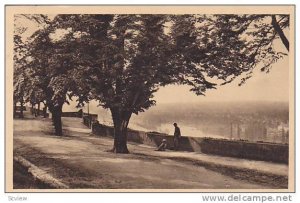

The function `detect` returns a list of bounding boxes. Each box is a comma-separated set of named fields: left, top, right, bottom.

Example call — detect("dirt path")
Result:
left=13, top=114, right=281, bottom=189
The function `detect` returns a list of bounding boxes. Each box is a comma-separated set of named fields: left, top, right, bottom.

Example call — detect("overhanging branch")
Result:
left=271, top=15, right=289, bottom=51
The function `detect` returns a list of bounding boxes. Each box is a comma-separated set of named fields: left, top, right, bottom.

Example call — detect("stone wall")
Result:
left=15, top=106, right=27, bottom=111
left=88, top=119, right=288, bottom=164
left=197, top=138, right=288, bottom=164
left=61, top=109, right=83, bottom=118
left=82, top=113, right=98, bottom=128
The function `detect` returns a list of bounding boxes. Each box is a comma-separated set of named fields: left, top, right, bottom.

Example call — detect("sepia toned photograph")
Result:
left=5, top=5, right=295, bottom=192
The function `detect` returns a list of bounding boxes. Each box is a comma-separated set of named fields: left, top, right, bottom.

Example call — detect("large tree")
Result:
left=17, top=19, right=82, bottom=135
left=48, top=14, right=218, bottom=152
left=29, top=27, right=78, bottom=135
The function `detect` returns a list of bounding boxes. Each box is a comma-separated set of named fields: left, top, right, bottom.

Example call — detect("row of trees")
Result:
left=13, top=14, right=289, bottom=153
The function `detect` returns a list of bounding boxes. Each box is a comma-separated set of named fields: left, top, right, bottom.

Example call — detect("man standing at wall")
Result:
left=173, top=123, right=181, bottom=150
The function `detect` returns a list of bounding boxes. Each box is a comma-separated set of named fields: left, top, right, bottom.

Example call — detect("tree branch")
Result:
left=271, top=15, right=289, bottom=51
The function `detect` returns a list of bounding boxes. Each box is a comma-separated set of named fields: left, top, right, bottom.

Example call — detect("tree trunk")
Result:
left=43, top=104, right=48, bottom=118
left=52, top=105, right=63, bottom=136
left=113, top=121, right=129, bottom=153
left=110, top=109, right=132, bottom=153
left=19, top=100, right=24, bottom=118
left=30, top=102, right=34, bottom=115
left=271, top=15, right=289, bottom=51
left=37, top=102, right=41, bottom=116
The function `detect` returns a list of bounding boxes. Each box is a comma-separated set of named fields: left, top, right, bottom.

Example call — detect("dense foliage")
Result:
left=13, top=14, right=289, bottom=152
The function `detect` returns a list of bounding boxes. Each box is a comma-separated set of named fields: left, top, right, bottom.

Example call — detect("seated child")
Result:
left=155, top=139, right=167, bottom=151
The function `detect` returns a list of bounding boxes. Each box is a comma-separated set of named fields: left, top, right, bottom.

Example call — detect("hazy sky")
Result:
left=154, top=55, right=289, bottom=103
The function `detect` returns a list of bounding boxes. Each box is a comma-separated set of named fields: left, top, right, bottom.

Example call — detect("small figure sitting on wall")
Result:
left=155, top=139, right=167, bottom=151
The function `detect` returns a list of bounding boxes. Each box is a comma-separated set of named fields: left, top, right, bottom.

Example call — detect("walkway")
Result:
left=12, top=112, right=288, bottom=190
